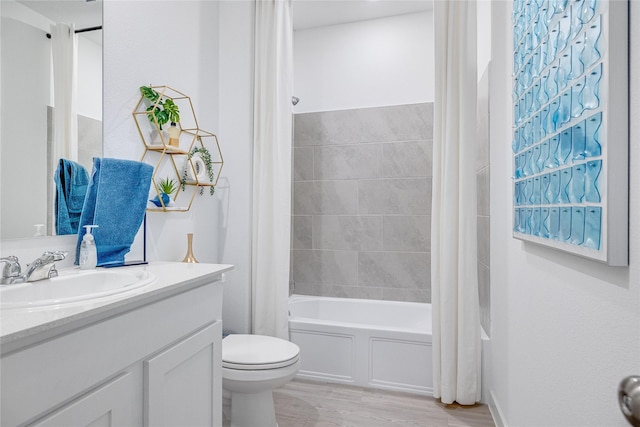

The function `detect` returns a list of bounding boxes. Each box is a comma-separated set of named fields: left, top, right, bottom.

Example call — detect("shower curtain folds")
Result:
left=431, top=0, right=481, bottom=406
left=251, top=0, right=294, bottom=339
left=51, top=23, right=78, bottom=165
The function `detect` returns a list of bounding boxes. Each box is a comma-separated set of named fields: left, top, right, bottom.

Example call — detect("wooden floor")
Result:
left=272, top=379, right=496, bottom=427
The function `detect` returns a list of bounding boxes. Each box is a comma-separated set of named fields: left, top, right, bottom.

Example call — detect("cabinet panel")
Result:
left=29, top=372, right=136, bottom=427
left=1, top=281, right=221, bottom=426
left=145, top=321, right=222, bottom=427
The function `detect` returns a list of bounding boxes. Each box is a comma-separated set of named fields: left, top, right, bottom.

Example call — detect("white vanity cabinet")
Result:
left=0, top=263, right=231, bottom=427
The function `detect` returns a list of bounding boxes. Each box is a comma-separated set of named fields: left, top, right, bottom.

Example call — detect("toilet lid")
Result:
left=222, top=334, right=300, bottom=370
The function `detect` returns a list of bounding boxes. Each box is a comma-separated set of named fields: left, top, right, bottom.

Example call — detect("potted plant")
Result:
left=181, top=146, right=216, bottom=195
left=150, top=176, right=178, bottom=207
left=140, top=86, right=180, bottom=130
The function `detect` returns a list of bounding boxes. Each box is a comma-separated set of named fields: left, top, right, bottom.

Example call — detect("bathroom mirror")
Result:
left=0, top=0, right=103, bottom=239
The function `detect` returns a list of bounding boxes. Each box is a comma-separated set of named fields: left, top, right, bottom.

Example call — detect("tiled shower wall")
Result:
left=291, top=103, right=433, bottom=302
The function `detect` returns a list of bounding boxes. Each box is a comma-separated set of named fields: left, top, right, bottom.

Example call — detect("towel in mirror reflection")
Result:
left=54, top=158, right=89, bottom=235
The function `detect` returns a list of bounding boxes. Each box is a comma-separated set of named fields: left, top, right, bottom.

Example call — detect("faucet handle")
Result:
left=48, top=265, right=59, bottom=279
left=42, top=251, right=68, bottom=262
left=0, top=256, right=22, bottom=278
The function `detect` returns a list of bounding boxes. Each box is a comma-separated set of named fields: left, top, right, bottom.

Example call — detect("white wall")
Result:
left=0, top=16, right=50, bottom=239
left=293, top=11, right=433, bottom=113
left=77, top=35, right=102, bottom=121
left=217, top=0, right=254, bottom=334
left=103, top=0, right=253, bottom=334
left=103, top=1, right=220, bottom=264
left=1, top=0, right=254, bottom=335
left=477, top=0, right=491, bottom=80
left=489, top=2, right=640, bottom=426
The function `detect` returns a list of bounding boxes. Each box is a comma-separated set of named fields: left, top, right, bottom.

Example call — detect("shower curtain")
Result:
left=431, top=0, right=481, bottom=405
left=251, top=0, right=294, bottom=339
left=51, top=23, right=78, bottom=164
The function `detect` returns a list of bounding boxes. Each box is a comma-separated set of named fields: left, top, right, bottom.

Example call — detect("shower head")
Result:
left=292, top=96, right=300, bottom=106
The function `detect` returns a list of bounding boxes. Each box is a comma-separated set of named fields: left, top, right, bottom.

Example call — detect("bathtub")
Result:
left=288, top=295, right=490, bottom=397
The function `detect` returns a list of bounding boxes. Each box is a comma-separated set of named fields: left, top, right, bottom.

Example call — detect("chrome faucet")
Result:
left=0, top=256, right=23, bottom=284
left=0, top=251, right=68, bottom=284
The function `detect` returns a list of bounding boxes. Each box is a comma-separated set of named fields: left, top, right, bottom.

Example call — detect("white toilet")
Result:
left=222, top=334, right=300, bottom=427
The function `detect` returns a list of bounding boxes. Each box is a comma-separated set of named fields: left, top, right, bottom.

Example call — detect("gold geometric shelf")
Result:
left=132, top=85, right=224, bottom=212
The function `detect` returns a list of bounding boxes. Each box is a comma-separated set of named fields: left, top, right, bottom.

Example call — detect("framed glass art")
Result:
left=511, top=0, right=628, bottom=265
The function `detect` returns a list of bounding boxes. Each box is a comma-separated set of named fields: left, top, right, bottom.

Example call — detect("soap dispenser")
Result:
left=79, top=225, right=99, bottom=270
left=168, top=122, right=180, bottom=147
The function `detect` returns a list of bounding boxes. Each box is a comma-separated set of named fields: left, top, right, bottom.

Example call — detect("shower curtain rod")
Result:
left=46, top=26, right=102, bottom=39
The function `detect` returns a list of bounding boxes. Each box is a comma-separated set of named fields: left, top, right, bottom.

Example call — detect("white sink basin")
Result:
left=0, top=268, right=156, bottom=309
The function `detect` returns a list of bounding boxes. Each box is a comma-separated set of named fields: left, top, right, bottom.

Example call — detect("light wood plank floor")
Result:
left=273, top=379, right=496, bottom=427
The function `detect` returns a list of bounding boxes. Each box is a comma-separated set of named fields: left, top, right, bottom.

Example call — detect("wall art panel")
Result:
left=511, top=0, right=628, bottom=265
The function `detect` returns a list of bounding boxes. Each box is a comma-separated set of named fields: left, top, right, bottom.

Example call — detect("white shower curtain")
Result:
left=51, top=23, right=78, bottom=163
left=431, top=0, right=481, bottom=405
left=251, top=0, right=294, bottom=339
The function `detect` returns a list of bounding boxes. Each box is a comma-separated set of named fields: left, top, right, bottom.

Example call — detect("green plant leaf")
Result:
left=156, top=109, right=169, bottom=126
left=140, top=86, right=160, bottom=103
left=157, top=176, right=178, bottom=195
left=163, top=99, right=181, bottom=123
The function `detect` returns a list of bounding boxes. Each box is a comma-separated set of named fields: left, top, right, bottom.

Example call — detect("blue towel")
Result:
left=54, top=159, right=89, bottom=235
left=75, top=158, right=153, bottom=266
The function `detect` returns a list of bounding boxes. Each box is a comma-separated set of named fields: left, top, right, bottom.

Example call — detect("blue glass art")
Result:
left=511, top=0, right=623, bottom=261
left=584, top=207, right=601, bottom=250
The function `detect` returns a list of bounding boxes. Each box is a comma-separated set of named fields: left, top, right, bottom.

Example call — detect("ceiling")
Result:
left=292, top=0, right=433, bottom=31
left=14, top=0, right=431, bottom=42
left=16, top=0, right=102, bottom=28
left=16, top=0, right=102, bottom=43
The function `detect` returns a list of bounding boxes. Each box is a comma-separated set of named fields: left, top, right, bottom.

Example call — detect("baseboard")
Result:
left=488, top=389, right=507, bottom=427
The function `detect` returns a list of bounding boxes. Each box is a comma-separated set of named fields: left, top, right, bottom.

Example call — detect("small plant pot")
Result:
left=150, top=193, right=173, bottom=207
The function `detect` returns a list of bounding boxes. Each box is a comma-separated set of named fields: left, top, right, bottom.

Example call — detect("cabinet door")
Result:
left=29, top=372, right=137, bottom=427
left=145, top=321, right=222, bottom=427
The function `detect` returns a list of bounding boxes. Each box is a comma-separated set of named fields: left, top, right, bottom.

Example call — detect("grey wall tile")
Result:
left=314, top=144, right=382, bottom=180
left=478, top=261, right=491, bottom=336
left=294, top=112, right=329, bottom=147
left=314, top=215, right=382, bottom=251
left=294, top=103, right=433, bottom=146
left=292, top=216, right=313, bottom=249
left=477, top=216, right=490, bottom=266
left=292, top=103, right=437, bottom=304
left=383, top=140, right=433, bottom=178
left=314, top=285, right=384, bottom=300
left=294, top=147, right=314, bottom=181
left=383, top=216, right=430, bottom=252
left=289, top=279, right=315, bottom=296
left=352, top=103, right=432, bottom=143
left=359, top=178, right=431, bottom=215
left=477, top=166, right=490, bottom=216
left=293, top=181, right=358, bottom=215
left=292, top=250, right=358, bottom=286
left=358, top=252, right=430, bottom=289
left=382, top=288, right=430, bottom=303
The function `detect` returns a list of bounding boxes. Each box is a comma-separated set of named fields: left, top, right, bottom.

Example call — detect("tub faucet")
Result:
left=0, top=251, right=68, bottom=284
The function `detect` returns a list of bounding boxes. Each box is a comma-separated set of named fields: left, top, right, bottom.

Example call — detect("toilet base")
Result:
left=229, top=389, right=277, bottom=427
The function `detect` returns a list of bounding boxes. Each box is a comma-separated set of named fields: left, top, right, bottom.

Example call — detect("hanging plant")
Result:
left=140, top=86, right=180, bottom=130
left=182, top=145, right=215, bottom=196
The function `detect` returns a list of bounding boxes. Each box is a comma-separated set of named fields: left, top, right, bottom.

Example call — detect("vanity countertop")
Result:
left=0, top=262, right=233, bottom=354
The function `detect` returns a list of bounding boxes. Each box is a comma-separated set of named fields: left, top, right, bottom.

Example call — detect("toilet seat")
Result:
left=222, top=334, right=300, bottom=371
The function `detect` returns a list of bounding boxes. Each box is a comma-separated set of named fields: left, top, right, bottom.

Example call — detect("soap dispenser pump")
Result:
left=79, top=225, right=99, bottom=270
